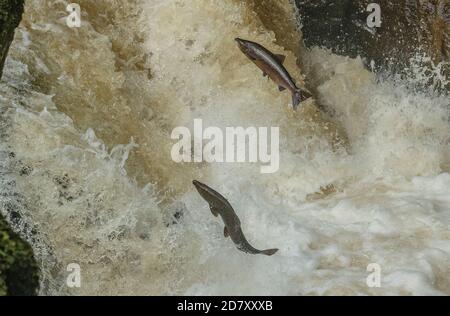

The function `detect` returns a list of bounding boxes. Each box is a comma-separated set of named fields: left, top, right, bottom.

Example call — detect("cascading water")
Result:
left=0, top=0, right=449, bottom=295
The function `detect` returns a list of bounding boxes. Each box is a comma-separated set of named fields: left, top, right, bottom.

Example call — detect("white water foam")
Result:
left=0, top=0, right=448, bottom=295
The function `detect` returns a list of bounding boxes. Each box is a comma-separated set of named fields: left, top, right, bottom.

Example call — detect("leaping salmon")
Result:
left=193, top=180, right=278, bottom=256
left=235, top=38, right=311, bottom=110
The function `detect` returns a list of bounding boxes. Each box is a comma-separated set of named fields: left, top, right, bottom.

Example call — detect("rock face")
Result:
left=296, top=0, right=449, bottom=89
left=0, top=215, right=39, bottom=296
left=1, top=0, right=39, bottom=296
left=0, top=0, right=24, bottom=78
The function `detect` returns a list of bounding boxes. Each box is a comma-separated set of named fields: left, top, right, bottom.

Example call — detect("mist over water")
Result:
left=0, top=0, right=449, bottom=295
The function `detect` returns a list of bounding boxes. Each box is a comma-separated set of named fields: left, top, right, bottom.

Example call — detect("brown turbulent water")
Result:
left=0, top=0, right=449, bottom=295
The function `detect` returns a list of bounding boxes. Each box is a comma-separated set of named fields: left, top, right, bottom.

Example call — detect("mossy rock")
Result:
left=0, top=214, right=39, bottom=296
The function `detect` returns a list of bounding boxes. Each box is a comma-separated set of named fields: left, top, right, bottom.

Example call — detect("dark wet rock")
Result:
left=0, top=0, right=24, bottom=79
left=296, top=0, right=449, bottom=90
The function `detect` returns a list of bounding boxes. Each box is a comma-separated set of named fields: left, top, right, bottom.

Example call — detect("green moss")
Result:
left=0, top=214, right=39, bottom=296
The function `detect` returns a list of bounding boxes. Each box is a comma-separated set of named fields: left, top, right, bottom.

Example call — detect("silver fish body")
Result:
left=235, top=38, right=311, bottom=110
left=193, top=180, right=278, bottom=256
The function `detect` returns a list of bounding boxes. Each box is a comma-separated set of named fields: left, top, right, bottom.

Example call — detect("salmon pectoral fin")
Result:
left=210, top=206, right=219, bottom=217
left=263, top=72, right=268, bottom=77
left=278, top=86, right=286, bottom=92
left=224, top=226, right=229, bottom=238
left=275, top=54, right=286, bottom=64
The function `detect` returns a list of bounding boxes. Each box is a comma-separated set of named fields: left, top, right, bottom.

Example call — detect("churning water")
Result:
left=0, top=0, right=449, bottom=295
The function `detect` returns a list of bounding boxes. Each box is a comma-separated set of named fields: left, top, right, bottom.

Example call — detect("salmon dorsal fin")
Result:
left=275, top=54, right=286, bottom=64
left=224, top=226, right=229, bottom=238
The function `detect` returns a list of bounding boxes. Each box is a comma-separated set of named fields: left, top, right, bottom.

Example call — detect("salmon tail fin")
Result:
left=292, top=89, right=312, bottom=110
left=261, top=248, right=279, bottom=256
